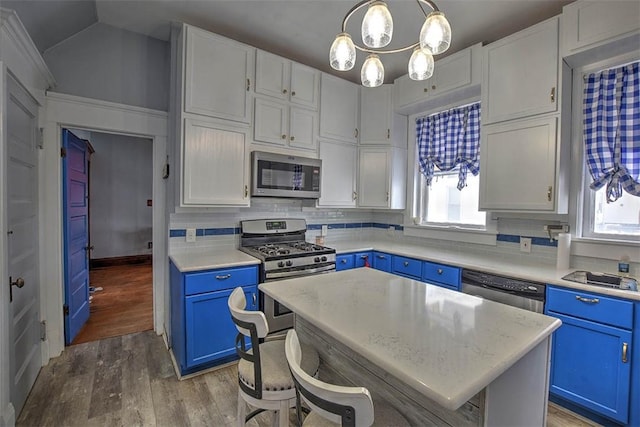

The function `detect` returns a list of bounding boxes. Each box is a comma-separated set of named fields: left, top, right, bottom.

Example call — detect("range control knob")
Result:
left=321, top=256, right=327, bottom=262
left=314, top=257, right=321, bottom=263
left=286, top=260, right=293, bottom=267
left=278, top=261, right=285, bottom=268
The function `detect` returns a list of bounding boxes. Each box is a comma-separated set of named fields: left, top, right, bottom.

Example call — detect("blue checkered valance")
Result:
left=416, top=102, right=481, bottom=190
left=584, top=61, right=640, bottom=202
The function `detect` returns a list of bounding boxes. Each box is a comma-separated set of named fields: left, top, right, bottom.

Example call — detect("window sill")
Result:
left=571, top=237, right=640, bottom=263
left=403, top=224, right=497, bottom=246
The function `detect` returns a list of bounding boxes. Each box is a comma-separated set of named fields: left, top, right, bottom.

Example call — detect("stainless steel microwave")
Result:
left=251, top=151, right=321, bottom=199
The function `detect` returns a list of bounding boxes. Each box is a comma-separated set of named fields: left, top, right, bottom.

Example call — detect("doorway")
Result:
left=62, top=128, right=154, bottom=345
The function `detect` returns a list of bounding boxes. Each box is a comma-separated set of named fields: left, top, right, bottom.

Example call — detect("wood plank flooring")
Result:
left=18, top=331, right=601, bottom=427
left=72, top=263, right=153, bottom=345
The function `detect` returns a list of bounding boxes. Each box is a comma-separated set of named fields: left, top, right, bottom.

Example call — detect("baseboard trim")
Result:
left=90, top=255, right=152, bottom=269
left=2, top=402, right=15, bottom=427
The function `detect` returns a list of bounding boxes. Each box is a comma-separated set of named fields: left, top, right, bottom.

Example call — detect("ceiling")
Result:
left=3, top=0, right=574, bottom=84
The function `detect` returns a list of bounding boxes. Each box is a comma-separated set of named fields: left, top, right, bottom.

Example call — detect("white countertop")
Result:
left=259, top=268, right=562, bottom=410
left=169, top=247, right=260, bottom=272
left=330, top=240, right=640, bottom=301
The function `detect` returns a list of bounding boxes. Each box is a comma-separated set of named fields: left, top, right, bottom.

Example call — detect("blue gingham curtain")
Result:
left=583, top=61, right=640, bottom=202
left=416, top=102, right=481, bottom=190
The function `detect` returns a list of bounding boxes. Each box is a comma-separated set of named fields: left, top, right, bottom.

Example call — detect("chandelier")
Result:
left=329, top=0, right=452, bottom=87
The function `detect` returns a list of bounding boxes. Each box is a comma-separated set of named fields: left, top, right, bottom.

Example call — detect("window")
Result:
left=413, top=102, right=486, bottom=229
left=580, top=60, right=639, bottom=241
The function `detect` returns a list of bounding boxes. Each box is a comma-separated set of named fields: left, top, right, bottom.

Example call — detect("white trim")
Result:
left=1, top=402, right=15, bottom=427
left=403, top=224, right=497, bottom=246
left=43, top=92, right=168, bottom=360
left=572, top=238, right=640, bottom=263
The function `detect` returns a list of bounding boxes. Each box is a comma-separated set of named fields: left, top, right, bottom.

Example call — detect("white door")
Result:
left=7, top=75, right=41, bottom=415
left=317, top=140, right=357, bottom=207
left=360, top=85, right=391, bottom=144
left=254, top=98, right=288, bottom=146
left=319, top=73, right=359, bottom=143
left=289, top=107, right=316, bottom=151
left=358, top=148, right=390, bottom=208
left=290, top=62, right=319, bottom=109
left=255, top=50, right=288, bottom=101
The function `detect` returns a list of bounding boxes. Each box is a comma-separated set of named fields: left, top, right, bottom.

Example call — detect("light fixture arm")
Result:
left=339, top=0, right=439, bottom=55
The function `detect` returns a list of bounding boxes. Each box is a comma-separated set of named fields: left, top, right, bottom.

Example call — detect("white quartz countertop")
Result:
left=259, top=268, right=562, bottom=410
left=331, top=240, right=640, bottom=301
left=169, top=247, right=260, bottom=272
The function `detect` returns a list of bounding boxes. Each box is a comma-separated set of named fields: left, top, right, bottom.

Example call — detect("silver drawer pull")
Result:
left=404, top=261, right=409, bottom=267
left=341, top=259, right=347, bottom=264
left=575, top=295, right=599, bottom=304
left=360, top=255, right=368, bottom=259
left=215, top=274, right=232, bottom=280
left=252, top=293, right=257, bottom=307
left=437, top=269, right=443, bottom=275
left=622, top=342, right=629, bottom=363
left=377, top=255, right=386, bottom=259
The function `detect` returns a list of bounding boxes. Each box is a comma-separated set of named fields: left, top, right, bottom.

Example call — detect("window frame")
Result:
left=573, top=55, right=640, bottom=243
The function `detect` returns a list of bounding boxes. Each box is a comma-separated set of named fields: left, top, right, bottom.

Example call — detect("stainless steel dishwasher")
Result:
left=461, top=269, right=546, bottom=313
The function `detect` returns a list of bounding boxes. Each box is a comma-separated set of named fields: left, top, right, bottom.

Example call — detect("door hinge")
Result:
left=63, top=304, right=69, bottom=316
left=38, top=128, right=44, bottom=149
left=60, top=147, right=67, bottom=158
left=40, top=320, right=47, bottom=341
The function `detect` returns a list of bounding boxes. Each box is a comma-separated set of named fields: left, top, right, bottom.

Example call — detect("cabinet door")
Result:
left=317, top=141, right=357, bottom=207
left=479, top=116, right=557, bottom=211
left=336, top=254, right=355, bottom=271
left=358, top=148, right=390, bottom=208
left=255, top=50, right=289, bottom=101
left=562, top=1, right=640, bottom=56
left=483, top=18, right=559, bottom=123
left=184, top=26, right=253, bottom=123
left=394, top=74, right=429, bottom=110
left=183, top=118, right=249, bottom=206
left=372, top=252, right=392, bottom=273
left=254, top=98, right=288, bottom=146
left=549, top=312, right=632, bottom=424
left=432, top=47, right=472, bottom=95
left=320, top=73, right=359, bottom=143
left=354, top=252, right=373, bottom=268
left=360, top=85, right=392, bottom=144
left=289, top=107, right=317, bottom=151
left=185, top=286, right=257, bottom=368
left=291, top=62, right=319, bottom=109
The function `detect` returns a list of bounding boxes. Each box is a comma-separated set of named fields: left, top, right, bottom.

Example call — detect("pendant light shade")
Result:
left=408, top=47, right=434, bottom=80
left=361, top=1, right=393, bottom=48
left=419, top=11, right=451, bottom=55
left=361, top=54, right=384, bottom=87
left=330, top=33, right=356, bottom=71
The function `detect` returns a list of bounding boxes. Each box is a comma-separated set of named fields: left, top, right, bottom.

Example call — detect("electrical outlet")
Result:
left=387, top=226, right=395, bottom=236
left=520, top=237, right=532, bottom=253
left=186, top=228, right=196, bottom=243
left=321, top=225, right=328, bottom=236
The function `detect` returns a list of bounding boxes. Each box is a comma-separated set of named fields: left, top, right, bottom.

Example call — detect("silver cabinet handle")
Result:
left=11, top=277, right=25, bottom=288
left=246, top=78, right=251, bottom=91
left=282, top=89, right=288, bottom=94
left=550, top=87, right=555, bottom=102
left=281, top=134, right=287, bottom=139
left=290, top=136, right=295, bottom=141
left=360, top=255, right=368, bottom=259
left=575, top=295, right=599, bottom=304
left=215, top=274, right=232, bottom=280
left=622, top=342, right=629, bottom=363
left=377, top=255, right=386, bottom=259
left=291, top=91, right=296, bottom=96
left=403, top=261, right=409, bottom=267
left=547, top=186, right=553, bottom=202
left=437, top=269, right=443, bottom=275
left=352, top=191, right=358, bottom=201
left=341, top=259, right=347, bottom=264
left=252, top=292, right=257, bottom=307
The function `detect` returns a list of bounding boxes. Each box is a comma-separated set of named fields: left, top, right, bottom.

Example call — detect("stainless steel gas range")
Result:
left=238, top=218, right=336, bottom=332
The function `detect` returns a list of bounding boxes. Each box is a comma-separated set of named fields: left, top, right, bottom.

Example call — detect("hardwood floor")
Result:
left=72, top=263, right=153, bottom=345
left=18, top=331, right=601, bottom=427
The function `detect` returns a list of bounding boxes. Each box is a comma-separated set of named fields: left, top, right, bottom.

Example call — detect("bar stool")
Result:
left=228, top=287, right=319, bottom=427
left=285, top=330, right=410, bottom=427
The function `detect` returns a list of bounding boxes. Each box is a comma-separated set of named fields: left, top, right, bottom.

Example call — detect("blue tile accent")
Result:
left=204, top=227, right=236, bottom=236
left=372, top=223, right=389, bottom=229
left=196, top=229, right=205, bottom=237
left=170, top=229, right=186, bottom=237
left=345, top=223, right=361, bottom=229
left=307, top=224, right=322, bottom=230
left=497, top=234, right=520, bottom=243
left=532, top=237, right=558, bottom=247
left=362, top=222, right=374, bottom=228
left=395, top=225, right=404, bottom=231
left=328, top=223, right=345, bottom=229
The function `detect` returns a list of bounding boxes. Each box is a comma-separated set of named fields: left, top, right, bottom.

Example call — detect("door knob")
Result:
left=11, top=277, right=25, bottom=288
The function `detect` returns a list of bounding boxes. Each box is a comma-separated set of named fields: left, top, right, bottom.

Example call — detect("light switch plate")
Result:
left=186, top=228, right=196, bottom=243
left=321, top=225, right=328, bottom=236
left=520, top=237, right=532, bottom=253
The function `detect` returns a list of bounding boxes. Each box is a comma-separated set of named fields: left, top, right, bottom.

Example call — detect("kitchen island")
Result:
left=260, top=268, right=562, bottom=426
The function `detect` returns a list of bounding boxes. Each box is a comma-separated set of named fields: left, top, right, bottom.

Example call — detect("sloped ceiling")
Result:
left=3, top=0, right=574, bottom=84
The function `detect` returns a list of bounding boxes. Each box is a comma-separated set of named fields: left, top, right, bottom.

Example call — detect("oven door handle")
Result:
left=266, top=264, right=335, bottom=280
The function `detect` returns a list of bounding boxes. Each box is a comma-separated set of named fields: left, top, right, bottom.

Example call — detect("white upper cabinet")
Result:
left=289, top=107, right=316, bottom=151
left=182, top=117, right=250, bottom=207
left=254, top=98, right=317, bottom=151
left=394, top=44, right=481, bottom=113
left=360, top=85, right=392, bottom=144
left=562, top=0, right=640, bottom=61
left=255, top=51, right=319, bottom=109
left=358, top=147, right=406, bottom=209
left=184, top=25, right=254, bottom=124
left=320, top=73, right=360, bottom=144
left=483, top=18, right=559, bottom=124
left=317, top=140, right=358, bottom=208
left=479, top=116, right=564, bottom=212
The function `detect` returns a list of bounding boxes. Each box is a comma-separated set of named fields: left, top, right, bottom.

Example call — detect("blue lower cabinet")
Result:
left=422, top=261, right=461, bottom=291
left=372, top=251, right=392, bottom=272
left=354, top=252, right=373, bottom=268
left=392, top=256, right=422, bottom=279
left=336, top=254, right=355, bottom=271
left=170, top=261, right=258, bottom=375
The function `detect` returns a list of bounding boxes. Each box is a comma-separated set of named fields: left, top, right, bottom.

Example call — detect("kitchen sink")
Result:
left=562, top=270, right=637, bottom=291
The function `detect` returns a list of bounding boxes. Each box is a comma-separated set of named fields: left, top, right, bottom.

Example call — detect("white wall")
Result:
left=43, top=23, right=169, bottom=111
left=88, top=132, right=153, bottom=259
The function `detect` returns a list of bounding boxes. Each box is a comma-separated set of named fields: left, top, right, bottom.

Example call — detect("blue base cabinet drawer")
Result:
left=354, top=252, right=373, bottom=268
left=372, top=252, right=392, bottom=272
left=392, top=256, right=422, bottom=279
left=546, top=287, right=633, bottom=329
left=422, top=262, right=461, bottom=290
left=185, top=266, right=258, bottom=295
left=336, top=254, right=355, bottom=271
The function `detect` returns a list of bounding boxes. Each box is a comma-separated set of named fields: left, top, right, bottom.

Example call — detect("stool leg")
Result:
left=237, top=388, right=246, bottom=427
left=278, top=400, right=289, bottom=427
